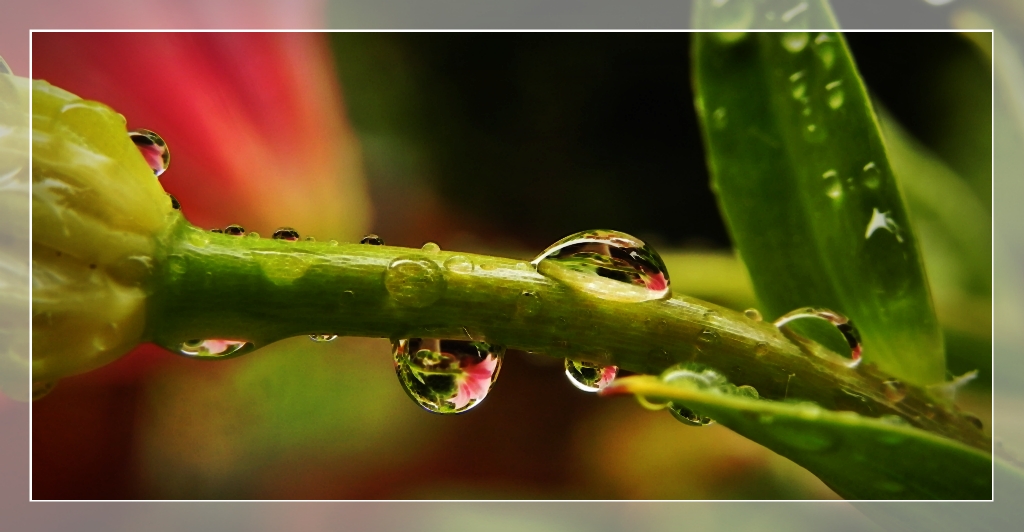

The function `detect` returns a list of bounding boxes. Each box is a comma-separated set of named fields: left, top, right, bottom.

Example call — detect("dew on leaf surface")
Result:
left=272, top=227, right=300, bottom=241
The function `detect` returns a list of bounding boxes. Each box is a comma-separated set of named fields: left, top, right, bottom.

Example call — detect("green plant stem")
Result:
left=147, top=220, right=989, bottom=451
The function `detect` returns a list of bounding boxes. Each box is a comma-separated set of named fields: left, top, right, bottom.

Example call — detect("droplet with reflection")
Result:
left=393, top=338, right=504, bottom=414
left=565, top=359, right=618, bottom=392
left=128, top=128, right=170, bottom=176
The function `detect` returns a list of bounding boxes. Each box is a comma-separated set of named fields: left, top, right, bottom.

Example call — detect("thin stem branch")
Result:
left=147, top=221, right=989, bottom=451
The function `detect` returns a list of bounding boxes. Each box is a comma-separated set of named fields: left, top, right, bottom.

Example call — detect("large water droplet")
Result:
left=532, top=229, right=670, bottom=303
left=385, top=256, right=446, bottom=307
left=128, top=128, right=170, bottom=176
left=361, top=234, right=384, bottom=245
left=309, top=334, right=338, bottom=342
left=565, top=359, right=618, bottom=392
left=781, top=32, right=809, bottom=53
left=744, top=308, right=762, bottom=321
left=393, top=338, right=504, bottom=414
left=773, top=308, right=862, bottom=366
left=272, top=227, right=300, bottom=241
left=224, top=224, right=245, bottom=236
left=178, top=339, right=253, bottom=359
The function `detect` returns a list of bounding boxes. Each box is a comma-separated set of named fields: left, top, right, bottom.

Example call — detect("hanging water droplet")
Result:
left=309, top=334, right=338, bottom=342
left=168, top=194, right=180, bottom=210
left=421, top=242, right=441, bottom=253
left=247, top=232, right=260, bottom=239
left=773, top=308, right=862, bottom=366
left=443, top=255, right=473, bottom=273
left=361, top=234, right=384, bottom=245
left=178, top=339, right=253, bottom=359
left=393, top=338, right=504, bottom=414
left=669, top=404, right=714, bottom=426
left=862, top=161, right=881, bottom=189
left=564, top=359, right=618, bottom=392
left=128, top=128, right=170, bottom=176
left=224, top=224, right=245, bottom=236
left=385, top=256, right=446, bottom=307
left=532, top=229, right=671, bottom=303
left=744, top=308, right=762, bottom=321
left=272, top=227, right=300, bottom=241
left=781, top=32, right=809, bottom=53
left=711, top=107, right=728, bottom=130
left=882, top=379, right=907, bottom=402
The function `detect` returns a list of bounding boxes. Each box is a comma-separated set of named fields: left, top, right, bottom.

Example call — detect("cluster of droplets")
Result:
left=393, top=338, right=505, bottom=414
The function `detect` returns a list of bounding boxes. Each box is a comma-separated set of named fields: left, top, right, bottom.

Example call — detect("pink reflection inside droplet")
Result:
left=451, top=354, right=499, bottom=410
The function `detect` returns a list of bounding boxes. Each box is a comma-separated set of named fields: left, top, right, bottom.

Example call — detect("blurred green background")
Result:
left=31, top=31, right=991, bottom=499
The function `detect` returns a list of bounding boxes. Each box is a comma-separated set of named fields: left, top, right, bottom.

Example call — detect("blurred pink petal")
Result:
left=32, top=32, right=372, bottom=239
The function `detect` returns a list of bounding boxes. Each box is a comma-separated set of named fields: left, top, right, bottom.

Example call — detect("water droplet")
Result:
left=33, top=381, right=57, bottom=400
left=711, top=107, right=728, bottom=130
left=516, top=290, right=542, bottom=317
left=565, top=359, right=618, bottom=392
left=443, top=255, right=473, bottom=273
left=865, top=208, right=904, bottom=243
left=224, top=224, right=245, bottom=236
left=791, top=82, right=807, bottom=100
left=744, top=308, right=762, bottom=321
left=385, top=256, right=446, bottom=308
left=754, top=342, right=769, bottom=356
left=827, top=90, right=844, bottom=110
left=479, top=262, right=498, bottom=271
left=247, top=232, right=260, bottom=239
left=328, top=239, right=339, bottom=246
left=393, top=338, right=504, bottom=414
left=421, top=242, right=441, bottom=253
left=882, top=380, right=907, bottom=402
left=361, top=234, right=384, bottom=245
left=698, top=328, right=720, bottom=344
left=813, top=33, right=836, bottom=70
left=210, top=228, right=224, bottom=234
left=827, top=180, right=843, bottom=199
left=515, top=262, right=533, bottom=271
left=661, top=363, right=727, bottom=389
left=304, top=236, right=316, bottom=242
left=789, top=70, right=806, bottom=82
left=781, top=32, right=809, bottom=53
left=774, top=308, right=862, bottom=366
left=272, top=227, right=300, bottom=241
left=963, top=413, right=984, bottom=430
left=309, top=334, right=338, bottom=342
left=128, top=128, right=170, bottom=176
left=532, top=229, right=671, bottom=303
left=178, top=339, right=253, bottom=359
left=669, top=404, right=714, bottom=426
left=780, top=1, right=808, bottom=23
left=736, top=385, right=760, bottom=399
left=862, top=161, right=881, bottom=189
left=168, top=194, right=180, bottom=210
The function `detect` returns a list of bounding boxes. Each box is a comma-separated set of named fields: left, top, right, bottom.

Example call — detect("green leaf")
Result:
left=693, top=31, right=945, bottom=385
left=603, top=376, right=992, bottom=499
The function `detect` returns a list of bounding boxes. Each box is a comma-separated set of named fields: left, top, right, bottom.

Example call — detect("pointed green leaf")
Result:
left=693, top=31, right=945, bottom=385
left=604, top=376, right=991, bottom=499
